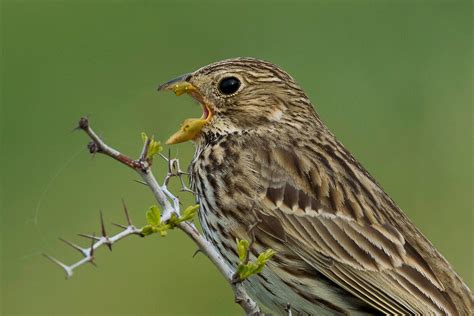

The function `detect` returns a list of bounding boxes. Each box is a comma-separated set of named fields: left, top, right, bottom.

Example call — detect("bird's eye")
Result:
left=218, top=76, right=241, bottom=95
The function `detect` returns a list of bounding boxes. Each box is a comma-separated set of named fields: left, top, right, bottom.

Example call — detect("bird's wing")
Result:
left=253, top=144, right=457, bottom=315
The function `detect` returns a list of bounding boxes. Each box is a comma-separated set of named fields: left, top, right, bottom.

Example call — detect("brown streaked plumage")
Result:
left=158, top=57, right=473, bottom=315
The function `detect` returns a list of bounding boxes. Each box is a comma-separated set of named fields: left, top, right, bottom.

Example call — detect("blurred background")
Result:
left=1, top=1, right=472, bottom=315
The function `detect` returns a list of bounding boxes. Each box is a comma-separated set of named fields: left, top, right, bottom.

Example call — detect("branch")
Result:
left=43, top=201, right=143, bottom=278
left=46, top=117, right=262, bottom=315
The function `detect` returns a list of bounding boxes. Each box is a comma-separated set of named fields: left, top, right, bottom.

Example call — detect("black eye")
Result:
left=218, top=76, right=241, bottom=95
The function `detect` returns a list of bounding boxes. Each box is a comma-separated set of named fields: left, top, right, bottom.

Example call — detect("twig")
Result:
left=51, top=117, right=262, bottom=315
left=43, top=203, right=143, bottom=278
left=161, top=150, right=195, bottom=194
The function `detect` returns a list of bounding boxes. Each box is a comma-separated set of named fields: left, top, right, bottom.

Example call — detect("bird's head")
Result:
left=158, top=57, right=318, bottom=145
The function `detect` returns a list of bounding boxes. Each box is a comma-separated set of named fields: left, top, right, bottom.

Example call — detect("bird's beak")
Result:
left=157, top=73, right=213, bottom=145
left=157, top=73, right=194, bottom=96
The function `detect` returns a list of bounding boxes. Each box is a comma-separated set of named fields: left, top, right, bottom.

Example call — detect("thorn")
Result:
left=99, top=211, right=112, bottom=251
left=167, top=148, right=172, bottom=173
left=111, top=222, right=127, bottom=229
left=71, top=126, right=81, bottom=133
left=121, top=199, right=133, bottom=226
left=42, top=253, right=67, bottom=268
left=59, top=238, right=87, bottom=256
left=88, top=233, right=97, bottom=267
left=133, top=179, right=148, bottom=186
left=99, top=210, right=107, bottom=237
left=140, top=137, right=151, bottom=161
left=89, top=233, right=95, bottom=255
left=43, top=253, right=73, bottom=278
left=180, top=188, right=195, bottom=195
left=159, top=153, right=168, bottom=162
left=78, top=233, right=100, bottom=241
left=192, top=248, right=202, bottom=258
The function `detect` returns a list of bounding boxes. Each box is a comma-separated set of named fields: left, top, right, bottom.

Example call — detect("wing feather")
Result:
left=254, top=145, right=458, bottom=314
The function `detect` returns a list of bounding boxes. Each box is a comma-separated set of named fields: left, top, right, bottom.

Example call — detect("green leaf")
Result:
left=256, top=249, right=276, bottom=265
left=236, top=239, right=250, bottom=262
left=167, top=213, right=180, bottom=228
left=141, top=225, right=154, bottom=236
left=158, top=227, right=168, bottom=237
left=146, top=139, right=163, bottom=160
left=237, top=264, right=248, bottom=278
left=238, top=262, right=259, bottom=280
left=146, top=205, right=161, bottom=226
left=142, top=204, right=199, bottom=238
left=235, top=239, right=276, bottom=281
left=179, top=204, right=199, bottom=222
left=141, top=132, right=148, bottom=144
left=140, top=132, right=163, bottom=160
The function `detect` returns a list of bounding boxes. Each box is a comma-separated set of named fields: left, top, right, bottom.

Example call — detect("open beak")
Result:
left=157, top=73, right=194, bottom=95
left=157, top=74, right=212, bottom=145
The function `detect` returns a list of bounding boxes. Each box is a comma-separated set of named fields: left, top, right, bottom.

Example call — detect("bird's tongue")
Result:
left=166, top=118, right=207, bottom=145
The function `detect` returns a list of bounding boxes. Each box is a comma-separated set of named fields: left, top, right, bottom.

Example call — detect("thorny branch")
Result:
left=43, top=201, right=143, bottom=278
left=44, top=117, right=262, bottom=316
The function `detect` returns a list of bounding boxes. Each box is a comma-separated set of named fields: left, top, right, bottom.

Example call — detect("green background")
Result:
left=1, top=1, right=472, bottom=315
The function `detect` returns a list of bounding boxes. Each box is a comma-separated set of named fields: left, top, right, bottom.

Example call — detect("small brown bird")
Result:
left=158, top=58, right=472, bottom=315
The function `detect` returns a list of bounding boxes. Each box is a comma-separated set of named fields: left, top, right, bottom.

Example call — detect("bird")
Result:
left=158, top=57, right=473, bottom=315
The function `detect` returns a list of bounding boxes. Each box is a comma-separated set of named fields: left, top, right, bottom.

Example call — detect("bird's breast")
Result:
left=190, top=137, right=264, bottom=257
